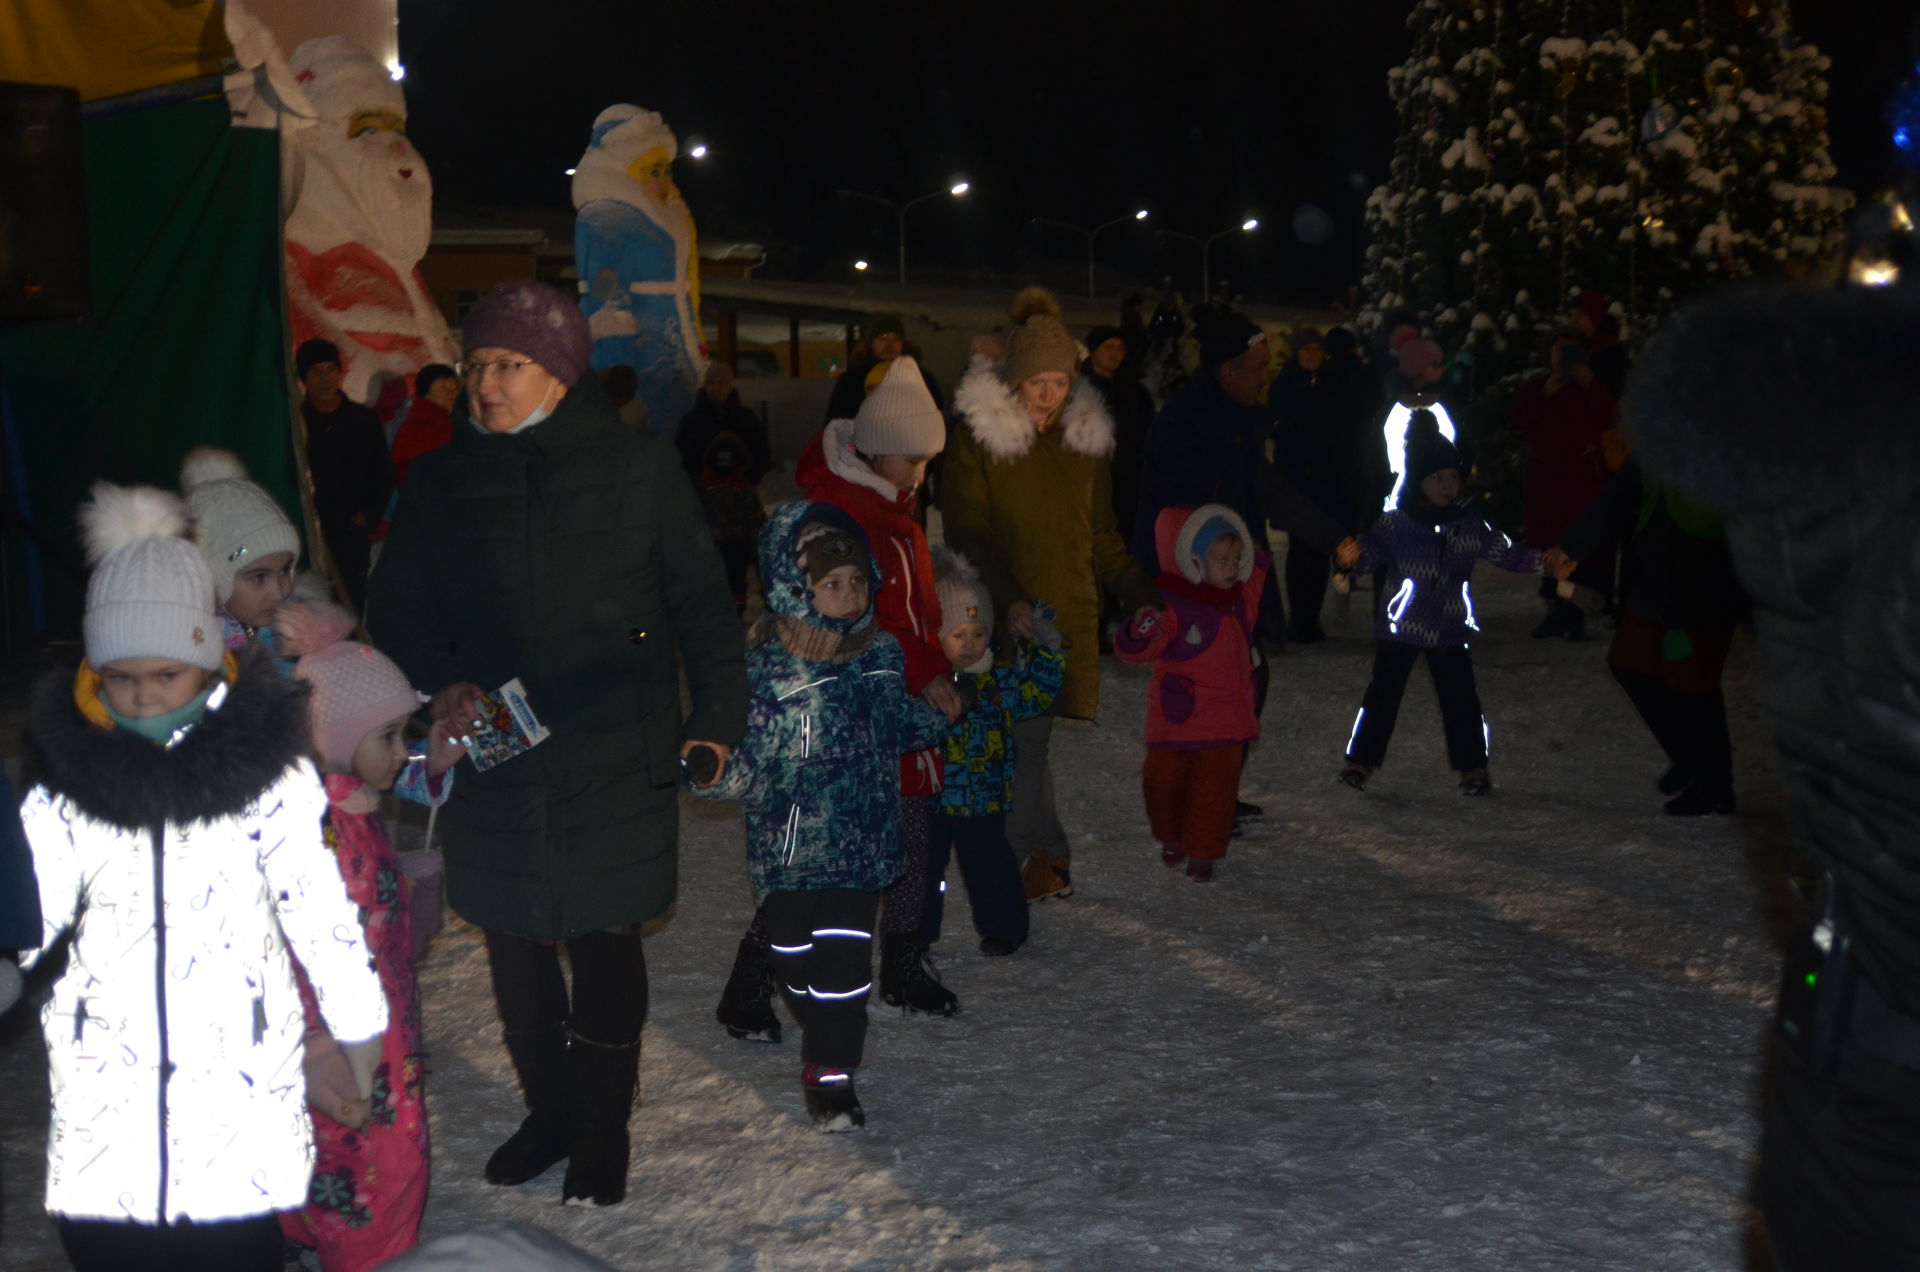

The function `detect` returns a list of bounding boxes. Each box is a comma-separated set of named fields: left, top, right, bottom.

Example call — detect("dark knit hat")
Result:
left=1196, top=311, right=1267, bottom=369
left=1085, top=324, right=1125, bottom=353
left=296, top=339, right=341, bottom=378
left=794, top=520, right=866, bottom=584
left=1570, top=290, right=1609, bottom=325
left=415, top=363, right=457, bottom=397
left=1324, top=326, right=1358, bottom=358
left=1290, top=326, right=1326, bottom=351
left=1405, top=429, right=1462, bottom=483
left=866, top=312, right=906, bottom=342
left=462, top=281, right=593, bottom=387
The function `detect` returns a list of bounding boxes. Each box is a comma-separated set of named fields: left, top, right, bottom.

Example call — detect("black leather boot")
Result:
left=561, top=1029, right=641, bottom=1207
left=484, top=1021, right=571, bottom=1185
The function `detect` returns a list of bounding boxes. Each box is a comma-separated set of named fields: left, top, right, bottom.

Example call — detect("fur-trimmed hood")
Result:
left=1629, top=281, right=1920, bottom=513
left=29, top=643, right=312, bottom=831
left=953, top=356, right=1115, bottom=463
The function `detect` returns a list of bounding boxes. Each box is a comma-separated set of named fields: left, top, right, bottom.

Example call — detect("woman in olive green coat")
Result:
left=942, top=287, right=1159, bottom=903
left=368, top=281, right=745, bottom=1208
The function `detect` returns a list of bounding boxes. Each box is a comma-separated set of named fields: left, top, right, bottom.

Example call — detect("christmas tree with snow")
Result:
left=1362, top=0, right=1853, bottom=382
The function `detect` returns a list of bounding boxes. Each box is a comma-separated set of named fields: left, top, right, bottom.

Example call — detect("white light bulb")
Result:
left=565, top=167, right=577, bottom=176
left=950, top=182, right=971, bottom=196
left=854, top=260, right=870, bottom=271
left=388, top=64, right=405, bottom=81
left=690, top=144, right=709, bottom=159
left=1242, top=218, right=1260, bottom=232
left=1134, top=209, right=1149, bottom=220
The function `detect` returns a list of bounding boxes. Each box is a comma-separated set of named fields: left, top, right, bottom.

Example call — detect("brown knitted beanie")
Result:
left=1000, top=287, right=1080, bottom=388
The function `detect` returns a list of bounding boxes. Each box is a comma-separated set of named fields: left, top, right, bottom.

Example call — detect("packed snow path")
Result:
left=0, top=566, right=1795, bottom=1270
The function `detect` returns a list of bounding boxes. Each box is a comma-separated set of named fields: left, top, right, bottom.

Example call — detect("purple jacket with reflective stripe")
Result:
left=1352, top=508, right=1542, bottom=648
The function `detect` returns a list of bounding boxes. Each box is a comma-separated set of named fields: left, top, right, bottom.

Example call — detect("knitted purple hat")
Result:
left=462, top=281, right=593, bottom=387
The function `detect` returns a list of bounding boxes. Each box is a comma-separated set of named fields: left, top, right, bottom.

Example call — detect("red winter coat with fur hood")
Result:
left=1113, top=504, right=1267, bottom=750
left=797, top=418, right=947, bottom=797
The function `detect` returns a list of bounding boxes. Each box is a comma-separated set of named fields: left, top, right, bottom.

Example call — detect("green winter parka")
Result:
left=368, top=376, right=747, bottom=938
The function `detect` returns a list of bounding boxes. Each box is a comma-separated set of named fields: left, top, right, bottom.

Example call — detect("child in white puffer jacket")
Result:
left=17, top=484, right=385, bottom=1272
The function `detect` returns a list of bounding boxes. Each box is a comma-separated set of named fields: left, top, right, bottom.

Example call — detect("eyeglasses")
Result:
left=458, top=358, right=537, bottom=382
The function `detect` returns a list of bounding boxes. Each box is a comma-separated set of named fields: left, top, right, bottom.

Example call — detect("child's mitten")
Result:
left=1028, top=601, right=1064, bottom=651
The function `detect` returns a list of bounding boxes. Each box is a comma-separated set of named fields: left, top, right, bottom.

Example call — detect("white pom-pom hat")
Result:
left=179, top=447, right=301, bottom=606
left=80, top=483, right=222, bottom=671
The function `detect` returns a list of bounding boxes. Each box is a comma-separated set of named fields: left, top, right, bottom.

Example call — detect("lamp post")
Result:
left=837, top=180, right=972, bottom=284
left=1032, top=209, right=1150, bottom=297
left=1159, top=217, right=1260, bottom=300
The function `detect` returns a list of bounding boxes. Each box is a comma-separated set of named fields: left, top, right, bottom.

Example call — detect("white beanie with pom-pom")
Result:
left=81, top=483, right=223, bottom=671
left=179, top=447, right=301, bottom=606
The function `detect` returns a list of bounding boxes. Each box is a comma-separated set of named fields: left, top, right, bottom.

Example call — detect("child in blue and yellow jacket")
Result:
left=688, top=501, right=953, bottom=1131
left=922, top=548, right=1064, bottom=956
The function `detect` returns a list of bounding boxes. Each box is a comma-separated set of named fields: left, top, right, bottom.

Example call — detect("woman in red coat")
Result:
left=713, top=357, right=967, bottom=1038
left=1507, top=330, right=1616, bottom=640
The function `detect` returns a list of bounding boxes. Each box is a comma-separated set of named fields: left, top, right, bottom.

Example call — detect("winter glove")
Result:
left=680, top=743, right=721, bottom=787
left=1027, top=601, right=1064, bottom=652
left=302, top=1032, right=374, bottom=1129
left=342, top=1035, right=383, bottom=1101
left=950, top=672, right=980, bottom=714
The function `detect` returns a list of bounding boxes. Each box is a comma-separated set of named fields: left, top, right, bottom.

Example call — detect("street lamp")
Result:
left=1158, top=216, right=1260, bottom=300
left=853, top=259, right=870, bottom=272
left=688, top=142, right=710, bottom=159
left=1031, top=209, right=1152, bottom=297
left=837, top=179, right=972, bottom=284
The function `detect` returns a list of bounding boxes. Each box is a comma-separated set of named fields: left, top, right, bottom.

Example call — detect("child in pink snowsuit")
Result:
left=1114, top=504, right=1269, bottom=882
left=276, top=603, right=463, bottom=1271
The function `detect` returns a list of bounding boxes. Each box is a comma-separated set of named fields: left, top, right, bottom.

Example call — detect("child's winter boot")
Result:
left=802, top=1065, right=865, bottom=1132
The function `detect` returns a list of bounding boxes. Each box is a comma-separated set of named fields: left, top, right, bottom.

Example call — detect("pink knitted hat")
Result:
left=277, top=602, right=421, bottom=772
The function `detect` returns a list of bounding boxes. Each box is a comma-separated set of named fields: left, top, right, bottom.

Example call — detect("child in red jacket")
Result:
left=1114, top=504, right=1268, bottom=882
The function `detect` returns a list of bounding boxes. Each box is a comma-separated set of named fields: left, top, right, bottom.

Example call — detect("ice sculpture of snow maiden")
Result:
left=572, top=105, right=705, bottom=431
left=284, top=36, right=458, bottom=421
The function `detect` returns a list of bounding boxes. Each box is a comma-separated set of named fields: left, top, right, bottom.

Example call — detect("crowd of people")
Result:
left=3, top=264, right=1871, bottom=1272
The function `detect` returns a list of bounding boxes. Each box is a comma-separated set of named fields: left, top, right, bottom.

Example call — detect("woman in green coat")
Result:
left=368, top=282, right=746, bottom=1208
left=942, top=287, right=1159, bottom=904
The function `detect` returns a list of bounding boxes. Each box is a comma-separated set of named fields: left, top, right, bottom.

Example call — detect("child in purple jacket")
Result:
left=1338, top=434, right=1542, bottom=796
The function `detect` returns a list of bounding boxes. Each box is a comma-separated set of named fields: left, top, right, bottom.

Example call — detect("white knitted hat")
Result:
left=180, top=448, right=302, bottom=605
left=279, top=601, right=421, bottom=772
left=932, top=544, right=993, bottom=638
left=80, top=484, right=223, bottom=671
left=850, top=356, right=947, bottom=457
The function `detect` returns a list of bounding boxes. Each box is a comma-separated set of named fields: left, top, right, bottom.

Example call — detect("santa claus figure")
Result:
left=573, top=105, right=705, bottom=431
left=284, top=36, right=457, bottom=421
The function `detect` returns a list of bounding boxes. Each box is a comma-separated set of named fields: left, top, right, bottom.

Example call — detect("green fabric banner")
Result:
left=0, top=95, right=295, bottom=642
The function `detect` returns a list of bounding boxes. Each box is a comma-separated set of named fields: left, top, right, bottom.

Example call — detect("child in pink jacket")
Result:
left=1114, top=504, right=1269, bottom=882
left=275, top=603, right=463, bottom=1271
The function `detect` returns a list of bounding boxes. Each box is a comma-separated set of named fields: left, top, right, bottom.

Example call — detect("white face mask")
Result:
left=507, top=381, right=558, bottom=433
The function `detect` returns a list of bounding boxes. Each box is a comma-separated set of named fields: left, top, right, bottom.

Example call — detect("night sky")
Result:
left=399, top=0, right=1919, bottom=305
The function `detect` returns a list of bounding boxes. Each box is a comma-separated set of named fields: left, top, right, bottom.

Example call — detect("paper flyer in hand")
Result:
left=464, top=679, right=551, bottom=772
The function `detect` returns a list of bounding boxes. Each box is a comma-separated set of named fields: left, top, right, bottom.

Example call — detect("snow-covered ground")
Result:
left=0, top=563, right=1797, bottom=1270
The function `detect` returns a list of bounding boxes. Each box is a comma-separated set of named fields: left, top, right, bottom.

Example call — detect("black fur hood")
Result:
left=28, top=643, right=313, bottom=831
left=1628, top=280, right=1920, bottom=513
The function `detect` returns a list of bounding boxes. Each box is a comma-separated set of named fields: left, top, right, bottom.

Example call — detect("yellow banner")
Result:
left=0, top=0, right=232, bottom=102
